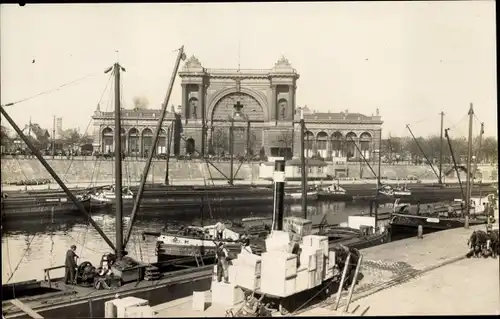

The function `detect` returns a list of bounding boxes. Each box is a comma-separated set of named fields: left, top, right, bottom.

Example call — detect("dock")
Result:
left=151, top=223, right=499, bottom=317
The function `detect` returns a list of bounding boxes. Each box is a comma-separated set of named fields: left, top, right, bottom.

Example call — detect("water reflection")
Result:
left=1, top=200, right=368, bottom=284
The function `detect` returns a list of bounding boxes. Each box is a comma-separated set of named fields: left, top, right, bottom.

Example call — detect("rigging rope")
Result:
left=5, top=234, right=37, bottom=284
left=61, top=70, right=114, bottom=183
left=1, top=71, right=102, bottom=108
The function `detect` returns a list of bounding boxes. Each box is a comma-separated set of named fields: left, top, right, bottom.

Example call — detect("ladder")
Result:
left=194, top=252, right=205, bottom=267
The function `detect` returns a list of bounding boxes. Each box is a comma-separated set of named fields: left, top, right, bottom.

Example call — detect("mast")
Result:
left=52, top=116, right=56, bottom=158
left=471, top=122, right=484, bottom=187
left=124, top=47, right=186, bottom=248
left=113, top=62, right=125, bottom=259
left=300, top=109, right=307, bottom=219
left=439, top=111, right=444, bottom=185
left=375, top=128, right=382, bottom=227
left=229, top=117, right=234, bottom=186
left=444, top=128, right=464, bottom=198
left=465, top=103, right=474, bottom=229
left=164, top=120, right=174, bottom=185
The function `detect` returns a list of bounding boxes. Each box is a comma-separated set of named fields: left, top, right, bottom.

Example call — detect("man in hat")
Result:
left=215, top=242, right=229, bottom=283
left=64, top=245, right=79, bottom=285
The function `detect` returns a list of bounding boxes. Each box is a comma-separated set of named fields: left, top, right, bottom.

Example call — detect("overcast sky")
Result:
left=1, top=2, right=496, bottom=138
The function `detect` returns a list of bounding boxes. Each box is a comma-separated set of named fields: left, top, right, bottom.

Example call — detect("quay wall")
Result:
left=0, top=158, right=498, bottom=184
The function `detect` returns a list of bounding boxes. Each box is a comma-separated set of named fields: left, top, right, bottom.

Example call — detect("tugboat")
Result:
left=378, top=184, right=412, bottom=197
left=89, top=185, right=134, bottom=204
left=317, top=180, right=352, bottom=201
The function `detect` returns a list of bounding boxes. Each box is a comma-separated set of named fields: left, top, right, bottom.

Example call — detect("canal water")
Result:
left=1, top=200, right=380, bottom=284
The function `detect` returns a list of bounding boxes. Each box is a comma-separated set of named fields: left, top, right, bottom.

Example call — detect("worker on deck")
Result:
left=215, top=221, right=225, bottom=240
left=64, top=245, right=79, bottom=285
left=215, top=242, right=230, bottom=283
left=241, top=236, right=253, bottom=254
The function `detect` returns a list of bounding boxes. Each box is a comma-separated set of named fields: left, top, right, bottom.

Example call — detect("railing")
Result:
left=43, top=265, right=66, bottom=288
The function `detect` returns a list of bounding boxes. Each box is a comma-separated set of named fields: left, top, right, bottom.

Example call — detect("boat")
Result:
left=89, top=185, right=134, bottom=203
left=148, top=110, right=389, bottom=264
left=285, top=189, right=318, bottom=200
left=0, top=193, right=108, bottom=219
left=2, top=48, right=230, bottom=319
left=390, top=105, right=491, bottom=234
left=378, top=184, right=412, bottom=197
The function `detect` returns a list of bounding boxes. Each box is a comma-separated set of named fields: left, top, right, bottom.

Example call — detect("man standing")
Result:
left=215, top=242, right=229, bottom=283
left=215, top=221, right=225, bottom=240
left=64, top=245, right=79, bottom=285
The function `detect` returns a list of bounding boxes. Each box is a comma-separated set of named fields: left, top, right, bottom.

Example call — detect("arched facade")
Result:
left=177, top=55, right=300, bottom=158
left=102, top=127, right=113, bottom=153
left=91, top=55, right=383, bottom=161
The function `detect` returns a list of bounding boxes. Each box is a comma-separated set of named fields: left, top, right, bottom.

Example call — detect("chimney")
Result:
left=272, top=159, right=286, bottom=231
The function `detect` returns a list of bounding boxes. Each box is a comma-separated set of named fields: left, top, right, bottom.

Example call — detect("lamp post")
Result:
left=229, top=100, right=245, bottom=186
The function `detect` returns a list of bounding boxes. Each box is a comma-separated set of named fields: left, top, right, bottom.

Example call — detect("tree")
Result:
left=1, top=125, right=12, bottom=149
left=277, top=130, right=293, bottom=159
left=60, top=128, right=81, bottom=146
left=481, top=137, right=498, bottom=163
left=132, top=96, right=149, bottom=110
left=246, top=131, right=257, bottom=157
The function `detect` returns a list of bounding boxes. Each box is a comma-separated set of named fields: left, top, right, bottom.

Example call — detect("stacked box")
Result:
left=283, top=217, right=312, bottom=237
left=299, top=246, right=318, bottom=271
left=113, top=297, right=149, bottom=318
left=295, top=267, right=309, bottom=293
left=232, top=253, right=263, bottom=290
left=265, top=231, right=291, bottom=252
left=308, top=270, right=321, bottom=288
left=192, top=291, right=209, bottom=311
left=124, top=306, right=157, bottom=318
left=260, top=251, right=298, bottom=297
left=234, top=266, right=261, bottom=290
left=228, top=264, right=238, bottom=284
left=211, top=281, right=245, bottom=306
left=302, top=235, right=329, bottom=257
left=234, top=252, right=262, bottom=275
left=328, top=250, right=337, bottom=268
left=316, top=250, right=325, bottom=279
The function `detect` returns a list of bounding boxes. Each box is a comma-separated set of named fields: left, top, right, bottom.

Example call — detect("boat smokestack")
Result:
left=272, top=159, right=286, bottom=231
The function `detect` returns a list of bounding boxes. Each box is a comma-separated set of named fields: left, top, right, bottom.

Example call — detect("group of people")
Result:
left=467, top=228, right=499, bottom=258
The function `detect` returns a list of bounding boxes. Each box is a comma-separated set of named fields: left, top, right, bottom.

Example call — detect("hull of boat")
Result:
left=2, top=268, right=214, bottom=319
left=2, top=227, right=389, bottom=319
left=389, top=213, right=486, bottom=231
left=0, top=197, right=109, bottom=219
left=285, top=192, right=318, bottom=200
left=157, top=228, right=390, bottom=263
left=89, top=192, right=317, bottom=210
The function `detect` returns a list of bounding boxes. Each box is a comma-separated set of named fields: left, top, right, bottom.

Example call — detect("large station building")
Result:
left=92, top=55, right=383, bottom=161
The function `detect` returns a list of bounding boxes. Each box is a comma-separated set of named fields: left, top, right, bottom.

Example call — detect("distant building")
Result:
left=56, top=117, right=63, bottom=139
left=92, top=55, right=383, bottom=160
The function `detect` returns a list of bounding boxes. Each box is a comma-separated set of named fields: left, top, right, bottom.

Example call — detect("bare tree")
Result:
left=1, top=125, right=12, bottom=150
left=211, top=127, right=228, bottom=156
left=247, top=131, right=257, bottom=157
left=277, top=129, right=293, bottom=159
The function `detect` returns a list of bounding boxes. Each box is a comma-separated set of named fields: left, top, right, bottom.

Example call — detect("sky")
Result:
left=1, top=1, right=497, bottom=139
